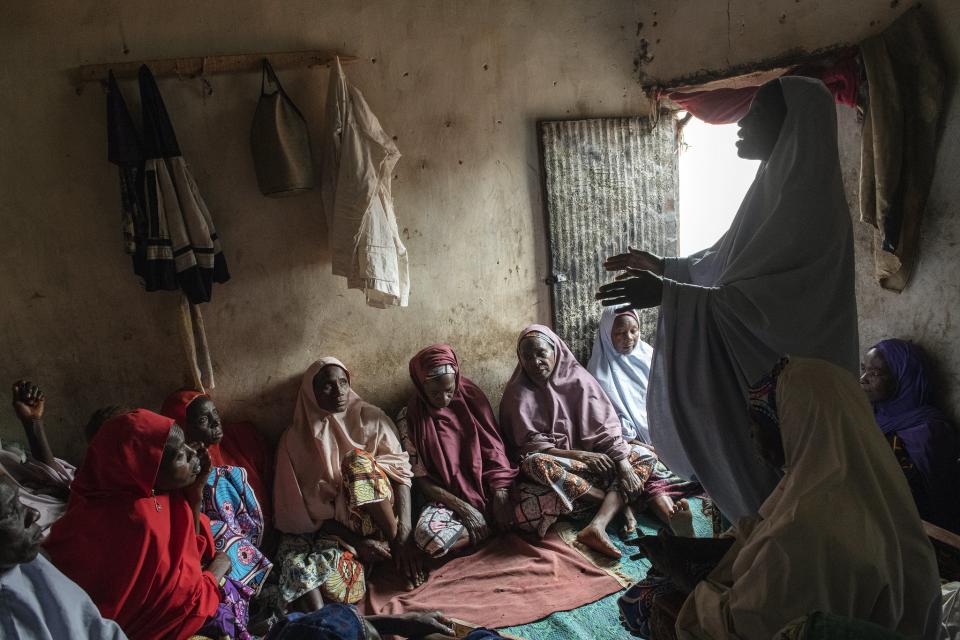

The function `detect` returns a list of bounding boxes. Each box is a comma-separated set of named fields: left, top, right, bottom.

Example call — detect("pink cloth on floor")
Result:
left=361, top=531, right=622, bottom=628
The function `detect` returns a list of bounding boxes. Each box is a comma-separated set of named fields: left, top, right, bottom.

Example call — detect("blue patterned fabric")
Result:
left=203, top=465, right=273, bottom=590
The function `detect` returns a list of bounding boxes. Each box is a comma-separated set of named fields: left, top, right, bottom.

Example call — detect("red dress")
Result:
left=44, top=410, right=221, bottom=640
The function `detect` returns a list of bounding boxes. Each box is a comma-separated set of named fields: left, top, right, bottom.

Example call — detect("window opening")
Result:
left=678, top=114, right=760, bottom=255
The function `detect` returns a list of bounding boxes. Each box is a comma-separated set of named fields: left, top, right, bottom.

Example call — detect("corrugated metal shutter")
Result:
left=540, top=116, right=678, bottom=364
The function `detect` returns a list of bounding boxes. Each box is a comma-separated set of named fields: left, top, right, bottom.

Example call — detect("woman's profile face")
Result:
left=611, top=314, right=640, bottom=355
left=423, top=373, right=456, bottom=409
left=736, top=81, right=787, bottom=161
left=519, top=335, right=557, bottom=386
left=154, top=425, right=201, bottom=492
left=860, top=348, right=896, bottom=403
left=185, top=397, right=223, bottom=446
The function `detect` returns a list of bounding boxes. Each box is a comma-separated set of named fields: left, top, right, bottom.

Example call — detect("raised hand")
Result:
left=596, top=268, right=664, bottom=310
left=12, top=380, right=45, bottom=422
left=604, top=246, right=664, bottom=276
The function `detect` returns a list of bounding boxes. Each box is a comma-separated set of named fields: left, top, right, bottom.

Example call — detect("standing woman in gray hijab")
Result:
left=597, top=77, right=859, bottom=521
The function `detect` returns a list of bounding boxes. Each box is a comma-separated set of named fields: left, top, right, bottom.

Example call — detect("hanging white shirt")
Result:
left=320, top=57, right=409, bottom=308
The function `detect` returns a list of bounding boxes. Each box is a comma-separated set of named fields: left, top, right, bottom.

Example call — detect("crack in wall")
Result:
left=726, top=0, right=732, bottom=66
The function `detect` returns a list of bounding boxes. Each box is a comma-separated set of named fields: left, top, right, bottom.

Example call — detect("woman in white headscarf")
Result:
left=587, top=307, right=654, bottom=444
left=598, top=77, right=859, bottom=521
left=586, top=307, right=701, bottom=535
left=271, top=358, right=413, bottom=613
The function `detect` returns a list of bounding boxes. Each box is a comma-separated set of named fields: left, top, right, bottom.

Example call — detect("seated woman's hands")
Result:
left=616, top=459, right=643, bottom=501
left=491, top=488, right=513, bottom=532
left=183, top=445, right=211, bottom=511
left=391, top=535, right=427, bottom=588
left=571, top=450, right=615, bottom=479
left=604, top=246, right=665, bottom=277
left=205, top=551, right=232, bottom=580
left=354, top=538, right=393, bottom=563
left=454, top=501, right=490, bottom=544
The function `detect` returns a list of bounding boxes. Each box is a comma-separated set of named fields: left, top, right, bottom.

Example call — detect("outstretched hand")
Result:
left=596, top=268, right=664, bottom=310
left=604, top=246, right=664, bottom=276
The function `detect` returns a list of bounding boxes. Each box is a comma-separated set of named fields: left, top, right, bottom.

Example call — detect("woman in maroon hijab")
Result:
left=396, top=345, right=518, bottom=570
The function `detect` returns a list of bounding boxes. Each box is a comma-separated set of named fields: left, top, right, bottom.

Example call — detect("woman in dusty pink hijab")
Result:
left=396, top=345, right=518, bottom=566
left=272, top=357, right=413, bottom=612
left=501, top=326, right=700, bottom=559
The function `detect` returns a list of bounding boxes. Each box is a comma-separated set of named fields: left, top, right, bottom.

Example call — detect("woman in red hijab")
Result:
left=396, top=345, right=518, bottom=567
left=161, top=389, right=273, bottom=525
left=44, top=410, right=233, bottom=640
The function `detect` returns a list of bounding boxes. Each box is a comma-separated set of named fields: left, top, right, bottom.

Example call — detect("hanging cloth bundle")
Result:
left=320, top=57, right=409, bottom=308
left=106, top=65, right=229, bottom=389
left=250, top=59, right=315, bottom=197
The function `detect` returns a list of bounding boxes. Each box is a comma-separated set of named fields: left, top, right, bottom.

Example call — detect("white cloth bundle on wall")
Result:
left=320, top=57, right=409, bottom=308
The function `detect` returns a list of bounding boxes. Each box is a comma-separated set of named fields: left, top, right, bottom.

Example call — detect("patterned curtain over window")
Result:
left=539, top=115, right=679, bottom=363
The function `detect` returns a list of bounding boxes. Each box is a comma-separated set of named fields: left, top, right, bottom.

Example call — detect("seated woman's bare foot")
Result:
left=669, top=498, right=695, bottom=538
left=620, top=505, right=638, bottom=537
left=576, top=524, right=621, bottom=559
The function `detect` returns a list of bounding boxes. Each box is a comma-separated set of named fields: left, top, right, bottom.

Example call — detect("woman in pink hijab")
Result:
left=272, top=357, right=413, bottom=612
left=396, top=345, right=518, bottom=566
left=501, top=326, right=700, bottom=559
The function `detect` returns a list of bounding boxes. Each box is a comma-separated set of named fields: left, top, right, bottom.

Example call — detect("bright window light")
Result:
left=678, top=116, right=760, bottom=256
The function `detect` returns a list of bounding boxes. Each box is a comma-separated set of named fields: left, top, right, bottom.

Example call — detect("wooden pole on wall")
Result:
left=74, top=49, right=358, bottom=90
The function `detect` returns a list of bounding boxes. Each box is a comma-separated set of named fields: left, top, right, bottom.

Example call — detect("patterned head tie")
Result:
left=426, top=364, right=456, bottom=379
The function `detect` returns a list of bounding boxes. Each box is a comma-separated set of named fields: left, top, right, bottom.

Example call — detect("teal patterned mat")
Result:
left=498, top=498, right=712, bottom=640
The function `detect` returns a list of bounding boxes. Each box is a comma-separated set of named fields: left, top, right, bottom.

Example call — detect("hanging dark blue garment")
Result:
left=106, top=65, right=229, bottom=304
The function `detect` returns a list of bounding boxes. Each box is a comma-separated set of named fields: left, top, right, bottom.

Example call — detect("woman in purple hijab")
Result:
left=861, top=338, right=960, bottom=533
left=500, top=325, right=701, bottom=559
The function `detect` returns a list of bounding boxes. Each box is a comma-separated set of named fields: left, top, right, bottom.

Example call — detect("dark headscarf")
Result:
left=872, top=339, right=960, bottom=532
left=871, top=340, right=944, bottom=434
